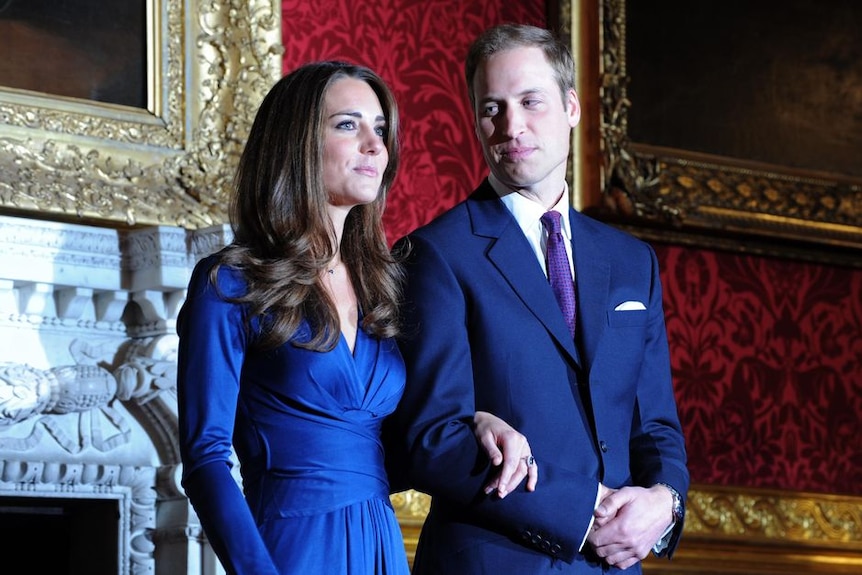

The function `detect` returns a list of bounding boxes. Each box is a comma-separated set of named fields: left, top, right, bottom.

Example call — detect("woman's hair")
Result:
left=213, top=60, right=403, bottom=351
left=464, top=24, right=575, bottom=109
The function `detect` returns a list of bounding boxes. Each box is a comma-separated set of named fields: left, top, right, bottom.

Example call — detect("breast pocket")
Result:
left=608, top=309, right=648, bottom=328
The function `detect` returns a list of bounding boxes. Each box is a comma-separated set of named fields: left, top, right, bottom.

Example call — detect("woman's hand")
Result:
left=473, top=410, right=538, bottom=498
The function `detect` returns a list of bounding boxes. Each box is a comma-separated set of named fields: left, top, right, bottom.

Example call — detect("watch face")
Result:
left=672, top=493, right=683, bottom=521
left=660, top=482, right=683, bottom=521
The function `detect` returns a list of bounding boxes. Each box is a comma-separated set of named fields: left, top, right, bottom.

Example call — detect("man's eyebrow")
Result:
left=477, top=88, right=545, bottom=102
left=517, top=88, right=545, bottom=97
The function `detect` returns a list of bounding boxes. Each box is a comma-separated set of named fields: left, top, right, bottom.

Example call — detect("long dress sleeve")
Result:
left=176, top=256, right=279, bottom=575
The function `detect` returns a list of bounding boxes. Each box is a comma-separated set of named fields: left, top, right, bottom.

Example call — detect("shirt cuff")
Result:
left=652, top=520, right=676, bottom=556
left=578, top=483, right=603, bottom=552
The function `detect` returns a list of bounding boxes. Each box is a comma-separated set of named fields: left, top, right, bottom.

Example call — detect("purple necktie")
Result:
left=541, top=210, right=576, bottom=337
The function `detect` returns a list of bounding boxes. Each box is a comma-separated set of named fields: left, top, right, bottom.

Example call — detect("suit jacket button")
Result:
left=600, top=441, right=608, bottom=453
left=551, top=544, right=562, bottom=555
left=531, top=533, right=543, bottom=546
left=521, top=530, right=532, bottom=541
left=541, top=540, right=551, bottom=551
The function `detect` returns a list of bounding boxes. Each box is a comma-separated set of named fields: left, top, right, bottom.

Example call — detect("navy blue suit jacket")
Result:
left=392, top=180, right=689, bottom=574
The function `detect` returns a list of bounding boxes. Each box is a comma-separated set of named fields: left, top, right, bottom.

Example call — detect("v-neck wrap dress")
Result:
left=177, top=255, right=410, bottom=575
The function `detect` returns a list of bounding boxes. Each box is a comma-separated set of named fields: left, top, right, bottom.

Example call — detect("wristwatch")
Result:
left=658, top=482, right=684, bottom=524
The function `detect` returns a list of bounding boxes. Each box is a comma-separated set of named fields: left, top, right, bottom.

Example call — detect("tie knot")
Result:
left=541, top=210, right=563, bottom=234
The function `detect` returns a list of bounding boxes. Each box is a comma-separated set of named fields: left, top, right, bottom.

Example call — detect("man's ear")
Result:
left=567, top=88, right=581, bottom=127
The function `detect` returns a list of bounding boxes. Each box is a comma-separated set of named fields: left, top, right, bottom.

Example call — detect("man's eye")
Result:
left=483, top=104, right=499, bottom=116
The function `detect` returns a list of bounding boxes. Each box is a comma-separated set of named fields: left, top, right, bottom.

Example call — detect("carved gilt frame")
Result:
left=563, top=0, right=862, bottom=268
left=0, top=0, right=283, bottom=228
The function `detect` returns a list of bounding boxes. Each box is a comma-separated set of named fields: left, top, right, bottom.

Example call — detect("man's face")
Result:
left=472, top=46, right=580, bottom=197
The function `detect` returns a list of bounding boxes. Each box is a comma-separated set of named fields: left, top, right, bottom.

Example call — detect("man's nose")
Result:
left=499, top=106, right=525, bottom=138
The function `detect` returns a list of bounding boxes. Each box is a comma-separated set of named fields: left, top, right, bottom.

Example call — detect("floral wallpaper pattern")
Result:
left=656, top=244, right=862, bottom=495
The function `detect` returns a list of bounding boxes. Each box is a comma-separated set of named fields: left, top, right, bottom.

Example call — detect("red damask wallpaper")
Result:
left=656, top=245, right=862, bottom=496
left=281, top=1, right=862, bottom=497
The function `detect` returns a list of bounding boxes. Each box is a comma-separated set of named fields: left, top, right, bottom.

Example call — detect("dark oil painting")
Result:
left=0, top=0, right=146, bottom=108
left=626, top=0, right=862, bottom=180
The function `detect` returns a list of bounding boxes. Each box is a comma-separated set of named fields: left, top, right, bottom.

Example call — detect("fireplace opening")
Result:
left=0, top=496, right=119, bottom=574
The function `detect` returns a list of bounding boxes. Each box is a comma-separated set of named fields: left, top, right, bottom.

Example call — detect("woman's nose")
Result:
left=362, top=131, right=383, bottom=154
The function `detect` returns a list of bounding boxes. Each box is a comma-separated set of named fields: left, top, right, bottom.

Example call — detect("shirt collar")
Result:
left=488, top=175, right=572, bottom=241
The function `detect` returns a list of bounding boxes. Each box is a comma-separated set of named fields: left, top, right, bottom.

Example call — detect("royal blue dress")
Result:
left=177, top=255, right=410, bottom=575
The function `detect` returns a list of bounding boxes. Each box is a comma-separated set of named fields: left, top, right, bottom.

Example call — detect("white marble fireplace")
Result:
left=0, top=214, right=230, bottom=574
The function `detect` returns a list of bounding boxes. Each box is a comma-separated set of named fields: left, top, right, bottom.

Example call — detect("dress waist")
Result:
left=240, top=415, right=390, bottom=518
left=245, top=467, right=391, bottom=519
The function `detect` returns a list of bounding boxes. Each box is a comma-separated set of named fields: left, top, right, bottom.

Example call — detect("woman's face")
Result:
left=322, top=77, right=389, bottom=209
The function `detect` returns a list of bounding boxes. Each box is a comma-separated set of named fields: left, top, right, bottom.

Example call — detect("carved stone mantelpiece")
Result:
left=0, top=2, right=276, bottom=568
left=0, top=214, right=231, bottom=574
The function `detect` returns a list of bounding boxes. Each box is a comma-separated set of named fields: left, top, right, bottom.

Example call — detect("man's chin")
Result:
left=492, top=169, right=534, bottom=190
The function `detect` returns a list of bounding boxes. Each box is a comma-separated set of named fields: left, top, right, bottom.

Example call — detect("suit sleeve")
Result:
left=393, top=235, right=596, bottom=564
left=177, top=259, right=279, bottom=575
left=628, top=244, right=689, bottom=557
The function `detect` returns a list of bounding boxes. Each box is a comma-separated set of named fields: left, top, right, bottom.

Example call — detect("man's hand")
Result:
left=586, top=484, right=674, bottom=570
left=473, top=411, right=538, bottom=498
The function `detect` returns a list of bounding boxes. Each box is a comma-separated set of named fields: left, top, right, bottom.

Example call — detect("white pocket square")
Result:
left=614, top=300, right=646, bottom=311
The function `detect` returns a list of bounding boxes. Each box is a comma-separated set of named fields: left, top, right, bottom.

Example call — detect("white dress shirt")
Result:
left=489, top=176, right=574, bottom=281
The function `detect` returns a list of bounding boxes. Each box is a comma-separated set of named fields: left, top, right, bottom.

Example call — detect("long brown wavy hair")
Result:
left=212, top=61, right=403, bottom=351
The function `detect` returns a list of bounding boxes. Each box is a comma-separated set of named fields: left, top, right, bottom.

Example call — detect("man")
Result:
left=392, top=24, right=689, bottom=573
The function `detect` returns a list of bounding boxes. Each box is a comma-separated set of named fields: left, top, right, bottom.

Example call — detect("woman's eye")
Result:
left=483, top=104, right=499, bottom=116
left=374, top=126, right=386, bottom=137
left=336, top=120, right=356, bottom=130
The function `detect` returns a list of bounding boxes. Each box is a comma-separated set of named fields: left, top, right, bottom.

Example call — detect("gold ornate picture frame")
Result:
left=0, top=0, right=282, bottom=229
left=564, top=0, right=862, bottom=268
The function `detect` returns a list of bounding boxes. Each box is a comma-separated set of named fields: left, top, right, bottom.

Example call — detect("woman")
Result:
left=177, top=61, right=534, bottom=575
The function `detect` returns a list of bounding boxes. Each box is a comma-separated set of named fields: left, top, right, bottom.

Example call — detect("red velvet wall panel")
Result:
left=281, top=0, right=546, bottom=242
left=656, top=244, right=862, bottom=495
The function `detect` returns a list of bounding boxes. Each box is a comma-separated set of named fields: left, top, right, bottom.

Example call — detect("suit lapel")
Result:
left=466, top=183, right=581, bottom=368
left=569, top=208, right=608, bottom=373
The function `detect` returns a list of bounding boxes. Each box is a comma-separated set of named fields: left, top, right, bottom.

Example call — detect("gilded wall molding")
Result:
left=685, top=484, right=862, bottom=548
left=0, top=0, right=283, bottom=228
left=648, top=484, right=862, bottom=574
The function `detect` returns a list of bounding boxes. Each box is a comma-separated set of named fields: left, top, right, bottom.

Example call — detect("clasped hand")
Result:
left=587, top=483, right=674, bottom=570
left=473, top=413, right=672, bottom=570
